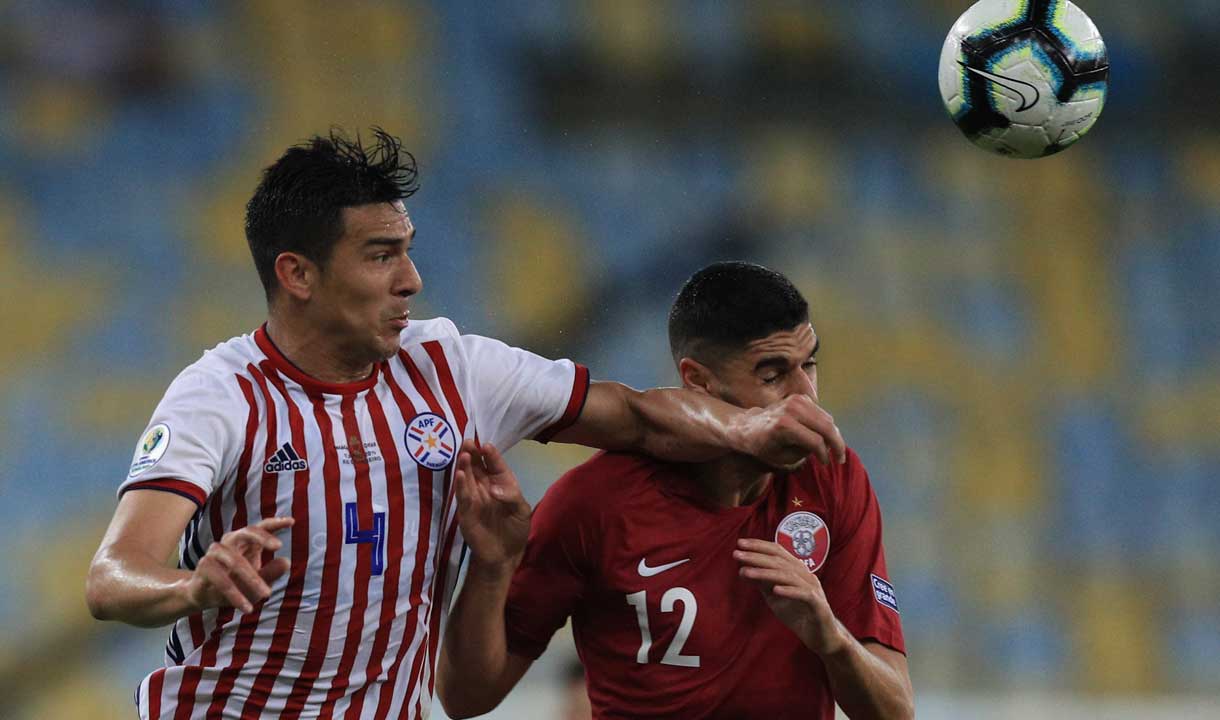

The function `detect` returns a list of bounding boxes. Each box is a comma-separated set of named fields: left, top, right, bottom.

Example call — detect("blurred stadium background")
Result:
left=1, top=1, right=1218, bottom=718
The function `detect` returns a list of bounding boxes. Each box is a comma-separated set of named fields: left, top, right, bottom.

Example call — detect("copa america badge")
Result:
left=405, top=412, right=456, bottom=470
left=775, top=511, right=830, bottom=573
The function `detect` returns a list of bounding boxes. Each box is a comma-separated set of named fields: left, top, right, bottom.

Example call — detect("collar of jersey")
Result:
left=254, top=324, right=381, bottom=395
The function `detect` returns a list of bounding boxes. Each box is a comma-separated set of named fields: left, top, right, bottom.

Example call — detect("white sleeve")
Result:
left=118, top=368, right=246, bottom=506
left=460, top=334, right=590, bottom=451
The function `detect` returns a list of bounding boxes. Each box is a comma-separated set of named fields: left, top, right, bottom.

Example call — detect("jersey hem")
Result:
left=121, top=479, right=208, bottom=507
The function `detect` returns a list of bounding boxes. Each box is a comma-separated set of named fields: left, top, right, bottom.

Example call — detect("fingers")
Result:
left=737, top=538, right=795, bottom=558
left=784, top=396, right=846, bottom=465
left=454, top=448, right=475, bottom=509
left=222, top=521, right=291, bottom=554
left=738, top=566, right=805, bottom=588
left=259, top=556, right=291, bottom=586
left=214, top=544, right=273, bottom=605
left=196, top=547, right=263, bottom=613
left=252, top=516, right=295, bottom=532
left=733, top=550, right=790, bottom=572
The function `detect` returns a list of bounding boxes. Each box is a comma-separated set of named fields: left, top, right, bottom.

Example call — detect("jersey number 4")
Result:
left=625, top=588, right=700, bottom=668
left=345, top=502, right=386, bottom=576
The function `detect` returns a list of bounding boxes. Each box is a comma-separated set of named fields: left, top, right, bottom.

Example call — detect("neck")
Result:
left=265, top=311, right=375, bottom=385
left=690, top=455, right=774, bottom=508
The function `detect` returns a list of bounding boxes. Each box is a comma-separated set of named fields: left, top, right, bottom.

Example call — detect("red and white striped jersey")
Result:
left=119, top=318, right=589, bottom=719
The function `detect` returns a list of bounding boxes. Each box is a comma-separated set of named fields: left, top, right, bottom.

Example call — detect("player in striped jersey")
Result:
left=85, top=129, right=846, bottom=720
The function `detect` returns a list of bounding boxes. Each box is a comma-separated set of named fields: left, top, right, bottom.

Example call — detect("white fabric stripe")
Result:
left=137, top=674, right=150, bottom=719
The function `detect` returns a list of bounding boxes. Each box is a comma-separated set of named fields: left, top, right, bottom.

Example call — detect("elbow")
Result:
left=894, top=688, right=916, bottom=720
left=84, top=563, right=112, bottom=621
left=436, top=677, right=498, bottom=719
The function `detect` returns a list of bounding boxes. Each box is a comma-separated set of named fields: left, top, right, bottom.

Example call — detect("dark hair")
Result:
left=244, top=127, right=420, bottom=299
left=668, top=261, right=809, bottom=366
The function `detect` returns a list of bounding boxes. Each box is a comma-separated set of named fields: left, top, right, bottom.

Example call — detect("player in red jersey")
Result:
left=84, top=132, right=848, bottom=719
left=438, top=262, right=913, bottom=719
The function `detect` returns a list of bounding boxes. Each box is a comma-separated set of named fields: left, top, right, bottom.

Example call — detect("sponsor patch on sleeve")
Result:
left=871, top=574, right=899, bottom=614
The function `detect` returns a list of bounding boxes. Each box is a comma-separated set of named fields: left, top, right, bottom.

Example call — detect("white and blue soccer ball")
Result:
left=938, top=0, right=1109, bottom=158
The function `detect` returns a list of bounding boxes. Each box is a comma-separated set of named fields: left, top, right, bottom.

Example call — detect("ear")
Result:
left=273, top=252, right=315, bottom=302
left=677, top=357, right=717, bottom=395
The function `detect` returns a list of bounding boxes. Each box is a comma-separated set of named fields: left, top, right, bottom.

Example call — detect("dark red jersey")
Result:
left=505, top=449, right=904, bottom=720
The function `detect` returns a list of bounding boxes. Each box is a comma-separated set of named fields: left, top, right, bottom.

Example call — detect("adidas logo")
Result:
left=264, top=443, right=308, bottom=474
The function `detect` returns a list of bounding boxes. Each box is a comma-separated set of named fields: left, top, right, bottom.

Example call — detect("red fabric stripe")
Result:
left=417, top=503, right=461, bottom=717
left=413, top=339, right=477, bottom=713
left=398, top=349, right=465, bottom=718
left=342, top=384, right=409, bottom=719
left=205, top=364, right=280, bottom=719
left=174, top=374, right=260, bottom=719
left=422, top=342, right=468, bottom=433
left=148, top=668, right=166, bottom=719
left=187, top=613, right=205, bottom=648
left=240, top=363, right=314, bottom=716
left=534, top=363, right=590, bottom=442
left=370, top=364, right=432, bottom=719
left=397, top=349, right=443, bottom=413
left=123, top=479, right=208, bottom=507
left=279, top=391, right=346, bottom=719
left=314, top=392, right=379, bottom=717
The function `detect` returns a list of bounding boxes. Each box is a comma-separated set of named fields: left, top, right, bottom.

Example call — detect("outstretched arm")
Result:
left=550, top=381, right=846, bottom=468
left=436, top=441, right=534, bottom=719
left=735, top=539, right=914, bottom=720
left=86, top=490, right=292, bottom=627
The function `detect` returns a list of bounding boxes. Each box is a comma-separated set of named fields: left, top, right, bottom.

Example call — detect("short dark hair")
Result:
left=245, top=127, right=420, bottom=299
left=668, top=261, right=809, bottom=366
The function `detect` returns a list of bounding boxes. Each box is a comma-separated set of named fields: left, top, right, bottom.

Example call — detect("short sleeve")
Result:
left=504, top=469, right=596, bottom=659
left=819, top=451, right=906, bottom=655
left=118, top=368, right=246, bottom=507
left=460, top=334, right=589, bottom=450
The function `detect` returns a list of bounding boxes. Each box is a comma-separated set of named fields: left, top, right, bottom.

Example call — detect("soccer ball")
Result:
left=938, top=0, right=1109, bottom=158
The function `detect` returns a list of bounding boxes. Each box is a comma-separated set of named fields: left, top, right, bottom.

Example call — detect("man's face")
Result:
left=705, top=323, right=819, bottom=409
left=309, top=200, right=422, bottom=363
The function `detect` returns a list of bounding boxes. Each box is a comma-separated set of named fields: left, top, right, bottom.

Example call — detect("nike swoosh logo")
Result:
left=958, top=62, right=1040, bottom=112
left=637, top=557, right=690, bottom=577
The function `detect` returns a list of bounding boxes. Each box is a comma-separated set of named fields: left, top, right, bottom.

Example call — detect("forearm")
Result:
left=85, top=547, right=198, bottom=628
left=818, top=627, right=913, bottom=720
left=437, top=559, right=520, bottom=717
left=624, top=387, right=739, bottom=461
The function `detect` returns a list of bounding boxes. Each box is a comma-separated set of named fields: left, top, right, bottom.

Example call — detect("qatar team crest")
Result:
left=775, top=511, right=830, bottom=573
left=405, top=412, right=455, bottom=470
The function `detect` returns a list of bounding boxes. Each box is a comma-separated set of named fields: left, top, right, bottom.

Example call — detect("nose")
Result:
left=788, top=366, right=818, bottom=402
left=396, top=255, right=423, bottom=297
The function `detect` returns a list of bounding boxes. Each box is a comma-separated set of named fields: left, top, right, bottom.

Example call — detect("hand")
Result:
left=454, top=439, right=531, bottom=570
left=186, top=517, right=293, bottom=614
left=734, top=538, right=848, bottom=656
left=732, top=395, right=846, bottom=468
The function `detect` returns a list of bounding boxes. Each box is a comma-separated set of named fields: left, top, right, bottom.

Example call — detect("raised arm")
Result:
left=436, top=441, right=534, bottom=718
left=549, top=381, right=846, bottom=468
left=86, top=489, right=292, bottom=627
left=734, top=539, right=914, bottom=719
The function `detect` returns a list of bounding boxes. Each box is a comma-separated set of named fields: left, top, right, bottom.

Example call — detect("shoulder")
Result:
left=538, top=451, right=663, bottom=519
left=163, top=332, right=261, bottom=405
left=804, top=446, right=873, bottom=497
left=399, top=317, right=461, bottom=348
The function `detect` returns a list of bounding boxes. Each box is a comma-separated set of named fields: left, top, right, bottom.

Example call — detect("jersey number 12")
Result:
left=625, top=588, right=700, bottom=668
